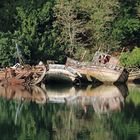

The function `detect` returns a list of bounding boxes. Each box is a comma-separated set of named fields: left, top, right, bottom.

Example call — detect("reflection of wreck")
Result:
left=66, top=85, right=127, bottom=114
left=0, top=83, right=47, bottom=125
left=0, top=84, right=47, bottom=104
left=46, top=84, right=128, bottom=113
left=0, top=64, right=47, bottom=86
left=66, top=52, right=129, bottom=84
left=45, top=84, right=78, bottom=103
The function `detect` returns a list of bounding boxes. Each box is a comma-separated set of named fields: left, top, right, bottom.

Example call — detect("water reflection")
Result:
left=0, top=84, right=128, bottom=115
left=127, top=83, right=140, bottom=106
left=46, top=84, right=128, bottom=113
left=0, top=83, right=139, bottom=140
left=0, top=83, right=128, bottom=113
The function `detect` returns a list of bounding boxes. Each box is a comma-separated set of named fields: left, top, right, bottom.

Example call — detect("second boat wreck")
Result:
left=65, top=51, right=129, bottom=84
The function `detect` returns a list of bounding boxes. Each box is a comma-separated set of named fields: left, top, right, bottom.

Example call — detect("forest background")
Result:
left=0, top=0, right=140, bottom=67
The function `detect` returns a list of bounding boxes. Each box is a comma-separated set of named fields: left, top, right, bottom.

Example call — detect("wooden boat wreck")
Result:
left=66, top=51, right=129, bottom=84
left=45, top=64, right=81, bottom=84
left=0, top=64, right=47, bottom=86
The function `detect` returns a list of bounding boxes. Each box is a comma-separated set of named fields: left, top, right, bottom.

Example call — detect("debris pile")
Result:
left=0, top=64, right=47, bottom=86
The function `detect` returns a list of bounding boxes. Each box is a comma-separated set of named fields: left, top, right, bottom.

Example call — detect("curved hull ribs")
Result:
left=31, top=65, right=47, bottom=85
left=45, top=64, right=79, bottom=83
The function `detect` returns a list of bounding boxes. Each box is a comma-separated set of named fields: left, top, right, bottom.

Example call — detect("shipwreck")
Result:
left=65, top=51, right=129, bottom=84
left=44, top=51, right=129, bottom=84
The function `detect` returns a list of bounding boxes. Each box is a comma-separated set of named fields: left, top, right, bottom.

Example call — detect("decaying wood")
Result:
left=65, top=52, right=128, bottom=84
left=46, top=64, right=79, bottom=82
left=31, top=65, right=47, bottom=85
left=0, top=64, right=47, bottom=86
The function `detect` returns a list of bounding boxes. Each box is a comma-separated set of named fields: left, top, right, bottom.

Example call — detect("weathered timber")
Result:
left=45, top=64, right=80, bottom=83
left=66, top=52, right=129, bottom=84
left=0, top=64, right=47, bottom=86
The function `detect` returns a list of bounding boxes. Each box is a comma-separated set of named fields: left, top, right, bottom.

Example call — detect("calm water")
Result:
left=0, top=83, right=140, bottom=140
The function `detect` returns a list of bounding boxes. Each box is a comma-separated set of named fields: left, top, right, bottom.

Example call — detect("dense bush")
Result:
left=120, top=47, right=140, bottom=67
left=0, top=32, right=16, bottom=67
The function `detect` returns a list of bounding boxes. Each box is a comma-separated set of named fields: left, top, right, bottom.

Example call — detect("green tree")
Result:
left=0, top=32, right=17, bottom=67
left=112, top=0, right=140, bottom=50
left=15, top=1, right=57, bottom=64
left=53, top=0, right=92, bottom=59
left=120, top=47, right=140, bottom=67
left=0, top=0, right=140, bottom=66
left=80, top=0, right=120, bottom=52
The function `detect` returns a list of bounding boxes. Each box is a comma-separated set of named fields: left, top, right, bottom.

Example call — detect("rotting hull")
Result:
left=66, top=52, right=130, bottom=84
left=0, top=70, right=5, bottom=81
left=74, top=66, right=128, bottom=84
left=45, top=69, right=76, bottom=83
left=45, top=64, right=79, bottom=84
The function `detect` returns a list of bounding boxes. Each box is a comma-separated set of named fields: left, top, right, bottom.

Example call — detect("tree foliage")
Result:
left=15, top=1, right=56, bottom=64
left=120, top=47, right=140, bottom=67
left=0, top=0, right=140, bottom=66
left=0, top=32, right=16, bottom=67
left=53, top=0, right=92, bottom=59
